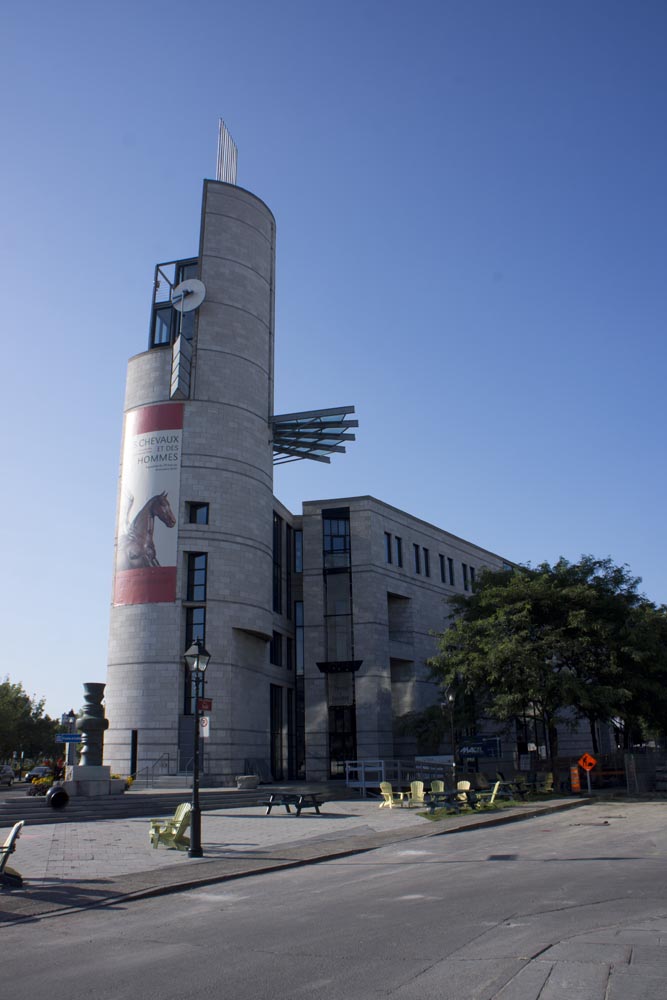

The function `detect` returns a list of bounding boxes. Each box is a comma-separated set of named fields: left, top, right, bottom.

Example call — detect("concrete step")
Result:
left=0, top=783, right=360, bottom=827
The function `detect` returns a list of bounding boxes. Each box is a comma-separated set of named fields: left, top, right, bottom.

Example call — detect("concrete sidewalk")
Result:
left=0, top=795, right=587, bottom=924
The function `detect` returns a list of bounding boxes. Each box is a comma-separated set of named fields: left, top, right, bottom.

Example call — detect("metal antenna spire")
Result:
left=216, top=119, right=238, bottom=185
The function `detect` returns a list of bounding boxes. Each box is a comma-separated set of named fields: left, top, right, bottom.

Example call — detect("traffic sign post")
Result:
left=55, top=734, right=83, bottom=743
left=578, top=753, right=597, bottom=795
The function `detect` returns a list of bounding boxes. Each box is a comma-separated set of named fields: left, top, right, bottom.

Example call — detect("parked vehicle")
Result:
left=24, top=766, right=53, bottom=783
left=0, top=765, right=16, bottom=786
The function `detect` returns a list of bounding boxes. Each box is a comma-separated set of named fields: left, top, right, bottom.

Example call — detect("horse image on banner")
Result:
left=113, top=403, right=184, bottom=606
left=116, top=491, right=177, bottom=571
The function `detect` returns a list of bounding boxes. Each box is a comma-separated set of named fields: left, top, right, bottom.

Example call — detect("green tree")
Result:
left=429, top=557, right=667, bottom=764
left=0, top=677, right=59, bottom=761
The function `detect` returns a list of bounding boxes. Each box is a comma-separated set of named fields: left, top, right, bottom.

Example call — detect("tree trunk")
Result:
left=588, top=714, right=599, bottom=754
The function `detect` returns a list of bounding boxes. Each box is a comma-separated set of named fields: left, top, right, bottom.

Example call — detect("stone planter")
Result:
left=236, top=775, right=259, bottom=790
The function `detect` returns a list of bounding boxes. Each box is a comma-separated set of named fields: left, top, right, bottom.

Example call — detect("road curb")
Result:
left=0, top=797, right=590, bottom=923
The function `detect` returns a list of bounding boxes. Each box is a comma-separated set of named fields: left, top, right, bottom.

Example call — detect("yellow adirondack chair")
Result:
left=535, top=772, right=554, bottom=794
left=0, top=821, right=24, bottom=887
left=149, top=802, right=192, bottom=850
left=379, top=782, right=407, bottom=808
left=475, top=780, right=501, bottom=808
left=408, top=780, right=425, bottom=807
left=456, top=780, right=473, bottom=808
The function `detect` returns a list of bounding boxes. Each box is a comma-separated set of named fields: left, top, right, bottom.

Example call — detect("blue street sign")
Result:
left=55, top=734, right=83, bottom=743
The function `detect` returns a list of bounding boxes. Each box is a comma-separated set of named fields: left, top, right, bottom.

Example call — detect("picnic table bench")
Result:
left=1, top=820, right=25, bottom=888
left=263, top=792, right=323, bottom=816
left=493, top=779, right=526, bottom=800
left=424, top=790, right=470, bottom=814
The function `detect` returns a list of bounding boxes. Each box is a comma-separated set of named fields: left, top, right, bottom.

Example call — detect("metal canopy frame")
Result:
left=272, top=406, right=357, bottom=465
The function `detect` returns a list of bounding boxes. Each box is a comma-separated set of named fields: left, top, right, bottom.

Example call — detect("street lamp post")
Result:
left=441, top=690, right=456, bottom=777
left=65, top=710, right=77, bottom=768
left=184, top=638, right=211, bottom=859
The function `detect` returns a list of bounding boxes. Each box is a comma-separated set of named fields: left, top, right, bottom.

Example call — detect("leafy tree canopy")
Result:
left=0, top=677, right=60, bottom=760
left=429, top=556, right=667, bottom=756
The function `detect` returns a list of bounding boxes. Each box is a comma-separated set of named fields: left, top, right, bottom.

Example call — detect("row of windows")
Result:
left=185, top=548, right=303, bottom=675
left=384, top=532, right=477, bottom=591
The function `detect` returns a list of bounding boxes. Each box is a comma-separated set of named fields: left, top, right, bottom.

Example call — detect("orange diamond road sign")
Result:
left=578, top=753, right=597, bottom=771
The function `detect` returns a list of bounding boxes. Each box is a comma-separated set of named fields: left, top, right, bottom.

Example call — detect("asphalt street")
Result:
left=3, top=800, right=667, bottom=998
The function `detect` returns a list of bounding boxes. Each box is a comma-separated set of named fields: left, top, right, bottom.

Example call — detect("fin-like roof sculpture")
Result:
left=272, top=406, right=358, bottom=464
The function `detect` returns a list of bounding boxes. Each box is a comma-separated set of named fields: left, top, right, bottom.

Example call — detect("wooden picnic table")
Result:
left=263, top=792, right=323, bottom=817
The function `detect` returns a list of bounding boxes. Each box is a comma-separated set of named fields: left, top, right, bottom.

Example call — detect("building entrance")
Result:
left=328, top=705, right=356, bottom=778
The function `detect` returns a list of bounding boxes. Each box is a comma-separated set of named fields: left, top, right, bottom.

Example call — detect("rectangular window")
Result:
left=185, top=606, right=206, bottom=647
left=423, top=548, right=430, bottom=578
left=462, top=563, right=470, bottom=591
left=152, top=303, right=173, bottom=347
left=286, top=524, right=293, bottom=619
left=439, top=554, right=446, bottom=583
left=325, top=571, right=351, bottom=617
left=448, top=557, right=454, bottom=586
left=188, top=502, right=209, bottom=525
left=323, top=511, right=350, bottom=569
left=286, top=636, right=294, bottom=672
left=186, top=553, right=207, bottom=602
left=413, top=543, right=421, bottom=575
left=270, top=631, right=283, bottom=666
left=322, top=509, right=354, bottom=662
left=295, top=601, right=304, bottom=675
left=395, top=536, right=403, bottom=567
left=273, top=512, right=283, bottom=614
left=470, top=566, right=476, bottom=587
left=294, top=530, right=303, bottom=573
left=270, top=683, right=283, bottom=781
left=384, top=532, right=392, bottom=564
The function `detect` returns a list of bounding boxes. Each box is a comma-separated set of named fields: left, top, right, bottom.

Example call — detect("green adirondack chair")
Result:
left=149, top=802, right=192, bottom=850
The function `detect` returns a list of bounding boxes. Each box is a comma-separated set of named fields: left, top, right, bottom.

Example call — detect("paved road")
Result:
left=0, top=794, right=583, bottom=921
left=3, top=801, right=667, bottom=998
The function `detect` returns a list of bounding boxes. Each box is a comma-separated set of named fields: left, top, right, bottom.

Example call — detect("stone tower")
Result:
left=105, top=180, right=277, bottom=781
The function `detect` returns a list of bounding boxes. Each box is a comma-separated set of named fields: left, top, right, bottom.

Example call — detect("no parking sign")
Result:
left=199, top=715, right=210, bottom=739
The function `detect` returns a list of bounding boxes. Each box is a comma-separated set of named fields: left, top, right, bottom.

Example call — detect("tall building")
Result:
left=104, top=158, right=510, bottom=783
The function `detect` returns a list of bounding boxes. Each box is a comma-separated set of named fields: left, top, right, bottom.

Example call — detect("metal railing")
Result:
left=345, top=759, right=456, bottom=797
left=177, top=751, right=209, bottom=780
left=132, top=753, right=171, bottom=788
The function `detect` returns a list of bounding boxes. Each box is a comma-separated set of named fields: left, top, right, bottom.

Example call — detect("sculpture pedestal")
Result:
left=63, top=765, right=125, bottom=797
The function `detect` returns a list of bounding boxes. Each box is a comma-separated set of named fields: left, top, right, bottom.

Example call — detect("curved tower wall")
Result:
left=105, top=181, right=276, bottom=780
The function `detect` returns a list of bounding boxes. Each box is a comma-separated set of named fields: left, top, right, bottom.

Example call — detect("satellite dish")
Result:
left=171, top=278, right=206, bottom=313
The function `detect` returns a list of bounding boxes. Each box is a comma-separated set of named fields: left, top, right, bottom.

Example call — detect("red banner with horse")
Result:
left=113, top=403, right=183, bottom=606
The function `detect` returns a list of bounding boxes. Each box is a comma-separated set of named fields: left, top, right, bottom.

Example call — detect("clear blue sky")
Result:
left=3, top=1, right=666, bottom=718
